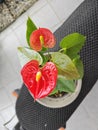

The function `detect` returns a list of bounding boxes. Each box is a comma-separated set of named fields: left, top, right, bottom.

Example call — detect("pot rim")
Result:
left=36, top=79, right=82, bottom=108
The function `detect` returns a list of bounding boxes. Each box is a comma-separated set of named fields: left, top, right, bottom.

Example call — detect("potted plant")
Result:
left=17, top=17, right=86, bottom=108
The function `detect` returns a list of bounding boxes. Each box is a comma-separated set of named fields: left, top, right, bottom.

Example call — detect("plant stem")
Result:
left=47, top=48, right=51, bottom=61
left=59, top=48, right=67, bottom=53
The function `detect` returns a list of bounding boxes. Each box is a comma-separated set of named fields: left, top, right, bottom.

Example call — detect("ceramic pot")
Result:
left=29, top=52, right=82, bottom=108
left=36, top=79, right=82, bottom=108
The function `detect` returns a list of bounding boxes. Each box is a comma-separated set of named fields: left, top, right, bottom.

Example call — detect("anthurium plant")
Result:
left=18, top=17, right=86, bottom=100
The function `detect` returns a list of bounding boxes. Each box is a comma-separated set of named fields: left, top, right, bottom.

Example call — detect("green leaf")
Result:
left=60, top=33, right=86, bottom=49
left=49, top=86, right=58, bottom=95
left=65, top=45, right=82, bottom=59
left=26, top=17, right=37, bottom=46
left=60, top=33, right=86, bottom=59
left=41, top=47, right=48, bottom=53
left=49, top=76, right=75, bottom=95
left=51, top=52, right=80, bottom=79
left=39, top=52, right=49, bottom=66
left=73, top=57, right=84, bottom=78
left=17, top=47, right=43, bottom=67
left=38, top=48, right=49, bottom=66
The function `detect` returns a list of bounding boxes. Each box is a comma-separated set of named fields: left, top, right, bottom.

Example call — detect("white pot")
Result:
left=36, top=79, right=82, bottom=108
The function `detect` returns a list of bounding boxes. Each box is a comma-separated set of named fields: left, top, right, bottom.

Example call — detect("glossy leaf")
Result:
left=50, top=76, right=75, bottom=95
left=39, top=52, right=49, bottom=66
left=26, top=17, right=37, bottom=46
left=60, top=33, right=86, bottom=49
left=51, top=52, right=80, bottom=79
left=73, top=57, right=84, bottom=78
left=60, top=33, right=86, bottom=59
left=65, top=45, right=82, bottom=59
left=21, top=60, right=58, bottom=99
left=17, top=47, right=43, bottom=67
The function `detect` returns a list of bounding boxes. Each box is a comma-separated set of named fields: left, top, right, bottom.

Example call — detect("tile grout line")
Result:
left=3, top=86, right=15, bottom=108
left=0, top=28, right=13, bottom=42
left=0, top=103, right=13, bottom=114
left=26, top=1, right=48, bottom=17
left=0, top=105, right=16, bottom=126
left=50, top=22, right=63, bottom=32
left=10, top=1, right=48, bottom=31
left=46, top=0, right=62, bottom=22
left=0, top=113, right=7, bottom=124
left=10, top=17, right=26, bottom=31
left=0, top=113, right=5, bottom=123
left=1, top=36, right=22, bottom=76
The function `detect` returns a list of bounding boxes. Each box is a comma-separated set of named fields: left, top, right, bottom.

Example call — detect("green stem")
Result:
left=59, top=48, right=67, bottom=53
left=47, top=48, right=51, bottom=61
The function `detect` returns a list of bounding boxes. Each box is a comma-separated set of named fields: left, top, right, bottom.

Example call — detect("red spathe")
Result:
left=21, top=60, right=58, bottom=100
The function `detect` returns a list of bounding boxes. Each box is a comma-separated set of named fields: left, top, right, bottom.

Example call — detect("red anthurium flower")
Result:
left=21, top=60, right=58, bottom=100
left=30, top=28, right=56, bottom=51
